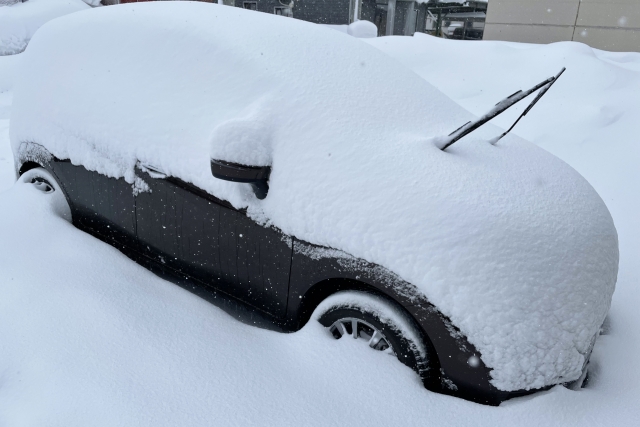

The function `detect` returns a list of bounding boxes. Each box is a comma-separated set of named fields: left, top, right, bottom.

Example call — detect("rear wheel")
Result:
left=19, top=167, right=71, bottom=222
left=316, top=291, right=432, bottom=384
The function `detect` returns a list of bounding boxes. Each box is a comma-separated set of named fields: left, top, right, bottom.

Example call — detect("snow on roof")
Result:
left=0, top=0, right=89, bottom=56
left=10, top=2, right=617, bottom=392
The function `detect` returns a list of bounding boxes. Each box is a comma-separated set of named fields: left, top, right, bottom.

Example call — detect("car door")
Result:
left=51, top=159, right=137, bottom=247
left=134, top=166, right=292, bottom=318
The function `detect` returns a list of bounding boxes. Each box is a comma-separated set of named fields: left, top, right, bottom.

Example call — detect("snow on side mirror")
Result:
left=210, top=159, right=271, bottom=200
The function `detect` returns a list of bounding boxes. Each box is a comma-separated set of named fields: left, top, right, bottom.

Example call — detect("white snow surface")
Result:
left=0, top=54, right=18, bottom=93
left=1, top=15, right=640, bottom=427
left=323, top=20, right=378, bottom=38
left=0, top=0, right=89, bottom=56
left=9, top=2, right=618, bottom=391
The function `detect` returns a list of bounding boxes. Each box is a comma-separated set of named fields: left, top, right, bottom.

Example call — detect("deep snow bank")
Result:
left=2, top=170, right=632, bottom=426
left=10, top=2, right=618, bottom=391
left=0, top=54, right=19, bottom=92
left=0, top=0, right=89, bottom=56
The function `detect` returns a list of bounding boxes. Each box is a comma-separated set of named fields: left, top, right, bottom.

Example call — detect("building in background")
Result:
left=105, top=0, right=489, bottom=39
left=420, top=1, right=487, bottom=39
left=484, top=0, right=640, bottom=52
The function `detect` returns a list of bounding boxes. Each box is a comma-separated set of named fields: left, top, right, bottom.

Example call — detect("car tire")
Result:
left=19, top=167, right=72, bottom=222
left=316, top=291, right=432, bottom=384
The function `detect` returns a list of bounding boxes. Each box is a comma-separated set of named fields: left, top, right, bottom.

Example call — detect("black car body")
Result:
left=17, top=142, right=553, bottom=405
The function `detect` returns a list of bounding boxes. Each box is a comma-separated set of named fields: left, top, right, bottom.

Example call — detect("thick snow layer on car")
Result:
left=0, top=0, right=89, bottom=56
left=1, top=14, right=639, bottom=427
left=9, top=2, right=618, bottom=391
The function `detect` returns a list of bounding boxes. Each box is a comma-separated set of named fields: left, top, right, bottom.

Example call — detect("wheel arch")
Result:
left=18, top=161, right=44, bottom=176
left=293, top=277, right=388, bottom=329
left=291, top=277, right=442, bottom=383
left=17, top=157, right=75, bottom=223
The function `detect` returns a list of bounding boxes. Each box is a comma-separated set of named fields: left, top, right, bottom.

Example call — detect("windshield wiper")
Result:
left=439, top=67, right=566, bottom=151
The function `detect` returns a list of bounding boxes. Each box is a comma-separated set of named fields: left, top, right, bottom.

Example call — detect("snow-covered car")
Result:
left=10, top=3, right=618, bottom=405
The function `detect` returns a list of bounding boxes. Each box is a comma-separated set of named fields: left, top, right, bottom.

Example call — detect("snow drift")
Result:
left=323, top=20, right=378, bottom=38
left=10, top=2, right=618, bottom=391
left=0, top=0, right=89, bottom=56
left=0, top=54, right=19, bottom=92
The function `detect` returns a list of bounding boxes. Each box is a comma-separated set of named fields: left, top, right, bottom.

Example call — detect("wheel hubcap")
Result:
left=328, top=317, right=394, bottom=354
left=30, top=177, right=54, bottom=194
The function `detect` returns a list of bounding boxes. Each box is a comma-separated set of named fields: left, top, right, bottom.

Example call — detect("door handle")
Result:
left=138, top=162, right=168, bottom=179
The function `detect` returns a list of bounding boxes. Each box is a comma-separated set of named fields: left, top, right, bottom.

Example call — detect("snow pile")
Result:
left=0, top=54, right=19, bottom=92
left=0, top=0, right=89, bottom=56
left=323, top=20, right=378, bottom=38
left=0, top=179, right=429, bottom=426
left=0, top=91, right=11, bottom=187
left=10, top=2, right=618, bottom=391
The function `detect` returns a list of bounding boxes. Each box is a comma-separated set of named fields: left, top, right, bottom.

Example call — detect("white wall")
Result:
left=484, top=0, right=640, bottom=52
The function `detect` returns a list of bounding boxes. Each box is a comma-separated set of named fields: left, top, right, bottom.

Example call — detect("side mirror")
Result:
left=210, top=159, right=271, bottom=200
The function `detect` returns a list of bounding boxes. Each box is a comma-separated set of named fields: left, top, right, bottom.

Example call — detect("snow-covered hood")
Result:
left=10, top=3, right=618, bottom=392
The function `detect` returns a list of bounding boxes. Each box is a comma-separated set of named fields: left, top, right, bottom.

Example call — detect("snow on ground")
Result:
left=0, top=0, right=89, bottom=56
left=0, top=143, right=635, bottom=427
left=0, top=51, right=16, bottom=188
left=0, top=54, right=18, bottom=93
left=0, top=20, right=639, bottom=427
left=0, top=89, right=13, bottom=190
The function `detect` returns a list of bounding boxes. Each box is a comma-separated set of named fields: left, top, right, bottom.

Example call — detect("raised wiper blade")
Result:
left=439, top=67, right=566, bottom=151
left=491, top=67, right=566, bottom=145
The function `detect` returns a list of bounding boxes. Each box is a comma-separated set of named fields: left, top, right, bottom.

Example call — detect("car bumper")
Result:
left=406, top=303, right=600, bottom=405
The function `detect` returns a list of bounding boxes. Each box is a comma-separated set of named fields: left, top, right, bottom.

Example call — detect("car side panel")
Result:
left=287, top=239, right=510, bottom=405
left=135, top=173, right=223, bottom=276
left=218, top=208, right=293, bottom=317
left=51, top=160, right=137, bottom=247
left=286, top=239, right=423, bottom=325
left=404, top=304, right=505, bottom=405
left=135, top=171, right=292, bottom=318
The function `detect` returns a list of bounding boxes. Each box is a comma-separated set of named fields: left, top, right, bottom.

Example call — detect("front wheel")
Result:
left=316, top=291, right=432, bottom=385
left=19, top=167, right=71, bottom=222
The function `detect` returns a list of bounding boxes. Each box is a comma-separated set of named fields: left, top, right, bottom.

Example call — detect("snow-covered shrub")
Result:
left=0, top=0, right=24, bottom=7
left=0, top=0, right=89, bottom=56
left=323, top=20, right=378, bottom=38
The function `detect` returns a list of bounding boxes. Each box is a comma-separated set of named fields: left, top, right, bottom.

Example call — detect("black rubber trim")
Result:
left=210, top=160, right=271, bottom=183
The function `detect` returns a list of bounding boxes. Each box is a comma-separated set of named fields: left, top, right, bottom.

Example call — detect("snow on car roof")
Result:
left=10, top=2, right=618, bottom=392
